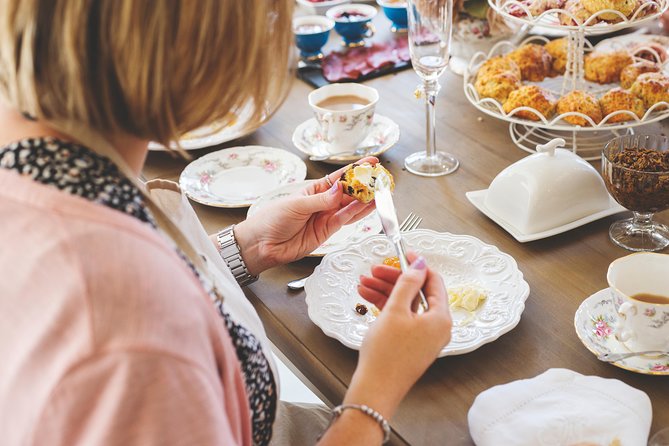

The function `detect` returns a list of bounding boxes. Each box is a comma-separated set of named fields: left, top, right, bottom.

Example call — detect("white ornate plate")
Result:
left=574, top=288, right=669, bottom=375
left=179, top=146, right=307, bottom=208
left=148, top=105, right=256, bottom=151
left=292, top=114, right=400, bottom=165
left=305, top=229, right=530, bottom=357
left=247, top=180, right=383, bottom=257
left=466, top=190, right=626, bottom=243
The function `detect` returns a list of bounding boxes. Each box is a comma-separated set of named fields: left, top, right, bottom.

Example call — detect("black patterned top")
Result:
left=0, top=137, right=277, bottom=446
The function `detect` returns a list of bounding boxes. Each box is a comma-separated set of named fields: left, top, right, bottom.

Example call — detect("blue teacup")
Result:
left=376, top=0, right=407, bottom=33
left=326, top=4, right=377, bottom=48
left=293, top=16, right=335, bottom=61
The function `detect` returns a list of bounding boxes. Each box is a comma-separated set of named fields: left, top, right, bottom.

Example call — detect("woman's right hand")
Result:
left=318, top=255, right=452, bottom=445
left=346, top=254, right=452, bottom=418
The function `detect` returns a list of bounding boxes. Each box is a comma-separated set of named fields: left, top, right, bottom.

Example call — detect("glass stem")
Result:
left=632, top=212, right=655, bottom=232
left=424, top=79, right=440, bottom=159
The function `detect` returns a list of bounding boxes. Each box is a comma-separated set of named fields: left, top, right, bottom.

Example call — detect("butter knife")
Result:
left=374, top=172, right=429, bottom=312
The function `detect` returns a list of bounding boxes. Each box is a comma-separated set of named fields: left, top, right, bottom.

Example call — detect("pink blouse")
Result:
left=0, top=169, right=253, bottom=445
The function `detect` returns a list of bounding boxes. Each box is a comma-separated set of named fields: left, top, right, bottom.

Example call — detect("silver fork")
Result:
left=286, top=212, right=423, bottom=290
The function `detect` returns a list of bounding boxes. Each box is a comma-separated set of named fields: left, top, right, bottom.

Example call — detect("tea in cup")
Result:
left=308, top=83, right=378, bottom=155
left=607, top=253, right=669, bottom=352
left=293, top=16, right=334, bottom=61
left=326, top=4, right=377, bottom=47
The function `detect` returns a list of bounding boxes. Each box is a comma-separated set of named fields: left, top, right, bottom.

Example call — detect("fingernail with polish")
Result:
left=329, top=181, right=339, bottom=195
left=411, top=256, right=426, bottom=270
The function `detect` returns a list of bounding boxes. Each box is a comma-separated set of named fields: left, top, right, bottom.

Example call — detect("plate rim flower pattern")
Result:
left=179, top=145, right=307, bottom=208
left=304, top=229, right=530, bottom=357
left=574, top=288, right=669, bottom=376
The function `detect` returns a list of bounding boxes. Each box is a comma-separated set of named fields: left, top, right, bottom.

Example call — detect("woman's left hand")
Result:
left=231, top=157, right=378, bottom=275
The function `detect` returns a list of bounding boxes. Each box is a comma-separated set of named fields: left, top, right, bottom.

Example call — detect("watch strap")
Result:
left=216, top=225, right=258, bottom=287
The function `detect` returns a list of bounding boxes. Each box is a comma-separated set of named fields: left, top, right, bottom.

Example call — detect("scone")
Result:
left=599, top=87, right=646, bottom=123
left=544, top=38, right=568, bottom=74
left=620, top=60, right=660, bottom=89
left=560, top=0, right=598, bottom=25
left=507, top=44, right=553, bottom=82
left=630, top=72, right=669, bottom=111
left=635, top=0, right=659, bottom=17
left=508, top=0, right=566, bottom=17
left=582, top=0, right=636, bottom=21
left=503, top=85, right=558, bottom=121
left=476, top=56, right=521, bottom=80
left=339, top=162, right=394, bottom=203
left=631, top=41, right=668, bottom=63
left=556, top=90, right=603, bottom=126
left=475, top=71, right=521, bottom=104
left=584, top=51, right=634, bottom=84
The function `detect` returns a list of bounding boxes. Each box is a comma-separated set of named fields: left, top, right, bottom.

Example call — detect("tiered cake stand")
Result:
left=464, top=0, right=669, bottom=160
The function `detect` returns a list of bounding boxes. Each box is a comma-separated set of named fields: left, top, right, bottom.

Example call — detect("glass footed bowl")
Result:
left=602, top=134, right=669, bottom=252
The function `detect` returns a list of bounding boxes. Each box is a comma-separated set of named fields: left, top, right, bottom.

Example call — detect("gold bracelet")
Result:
left=320, top=403, right=390, bottom=443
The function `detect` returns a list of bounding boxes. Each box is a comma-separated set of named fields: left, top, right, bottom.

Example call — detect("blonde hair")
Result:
left=0, top=0, right=294, bottom=147
left=0, top=0, right=294, bottom=297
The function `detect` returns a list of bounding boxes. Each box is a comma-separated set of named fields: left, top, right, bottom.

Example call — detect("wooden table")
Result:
left=144, top=31, right=669, bottom=446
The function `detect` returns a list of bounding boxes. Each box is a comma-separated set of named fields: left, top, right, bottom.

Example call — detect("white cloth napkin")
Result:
left=468, top=368, right=652, bottom=446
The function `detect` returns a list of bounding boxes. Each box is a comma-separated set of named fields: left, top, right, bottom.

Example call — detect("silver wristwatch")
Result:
left=216, top=225, right=258, bottom=287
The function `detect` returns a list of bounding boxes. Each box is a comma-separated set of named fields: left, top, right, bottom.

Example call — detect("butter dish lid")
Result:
left=484, top=139, right=612, bottom=235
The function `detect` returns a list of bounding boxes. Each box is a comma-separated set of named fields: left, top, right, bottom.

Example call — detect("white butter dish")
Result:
left=466, top=189, right=626, bottom=242
left=468, top=138, right=626, bottom=242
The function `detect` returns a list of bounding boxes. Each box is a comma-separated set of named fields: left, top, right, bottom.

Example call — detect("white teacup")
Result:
left=607, top=253, right=669, bottom=352
left=308, top=83, right=378, bottom=155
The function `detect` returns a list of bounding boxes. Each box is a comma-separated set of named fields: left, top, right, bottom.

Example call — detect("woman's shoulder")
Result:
left=0, top=171, right=223, bottom=359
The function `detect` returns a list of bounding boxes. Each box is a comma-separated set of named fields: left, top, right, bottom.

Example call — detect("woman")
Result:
left=0, top=1, right=452, bottom=445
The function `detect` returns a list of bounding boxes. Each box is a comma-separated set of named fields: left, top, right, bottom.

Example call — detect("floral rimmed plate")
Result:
left=574, top=288, right=669, bottom=375
left=305, top=229, right=530, bottom=357
left=247, top=180, right=382, bottom=257
left=179, top=146, right=307, bottom=208
left=148, top=106, right=256, bottom=151
left=292, top=114, right=400, bottom=165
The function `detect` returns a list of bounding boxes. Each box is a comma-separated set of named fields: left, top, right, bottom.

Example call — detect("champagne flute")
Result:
left=405, top=0, right=459, bottom=176
left=650, top=427, right=669, bottom=446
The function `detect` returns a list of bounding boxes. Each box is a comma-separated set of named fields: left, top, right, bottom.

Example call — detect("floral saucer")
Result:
left=179, top=146, right=307, bottom=208
left=292, top=114, right=400, bottom=165
left=247, top=180, right=382, bottom=257
left=574, top=288, right=669, bottom=375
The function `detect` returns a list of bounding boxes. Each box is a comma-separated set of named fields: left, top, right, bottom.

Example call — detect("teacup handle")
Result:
left=364, top=22, right=375, bottom=39
left=615, top=301, right=637, bottom=343
left=319, top=112, right=334, bottom=143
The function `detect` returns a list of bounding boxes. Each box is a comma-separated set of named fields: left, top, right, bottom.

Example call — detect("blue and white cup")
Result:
left=293, top=16, right=335, bottom=61
left=376, top=0, right=407, bottom=33
left=326, top=4, right=377, bottom=48
left=308, top=83, right=379, bottom=155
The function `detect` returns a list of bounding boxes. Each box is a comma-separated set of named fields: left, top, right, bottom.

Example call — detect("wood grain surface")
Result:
left=143, top=20, right=669, bottom=446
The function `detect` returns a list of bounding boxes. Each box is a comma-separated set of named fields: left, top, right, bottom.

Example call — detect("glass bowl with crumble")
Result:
left=602, top=135, right=669, bottom=252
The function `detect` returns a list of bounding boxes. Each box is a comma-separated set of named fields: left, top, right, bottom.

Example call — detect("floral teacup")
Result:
left=307, top=83, right=379, bottom=155
left=607, top=253, right=669, bottom=352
